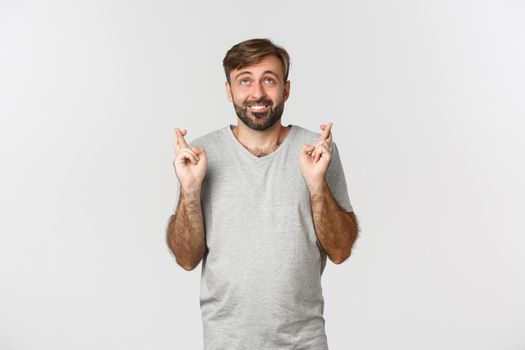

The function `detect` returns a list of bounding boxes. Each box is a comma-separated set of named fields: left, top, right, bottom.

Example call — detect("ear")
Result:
left=283, top=80, right=291, bottom=102
left=225, top=81, right=233, bottom=102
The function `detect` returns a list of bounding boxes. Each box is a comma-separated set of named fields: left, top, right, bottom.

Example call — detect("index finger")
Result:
left=175, top=128, right=189, bottom=149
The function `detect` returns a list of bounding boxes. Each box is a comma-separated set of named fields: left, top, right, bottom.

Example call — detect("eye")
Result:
left=264, top=77, right=275, bottom=84
left=240, top=79, right=250, bottom=85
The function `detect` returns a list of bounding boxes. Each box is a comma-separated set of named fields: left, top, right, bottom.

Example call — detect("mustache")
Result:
left=244, top=99, right=273, bottom=108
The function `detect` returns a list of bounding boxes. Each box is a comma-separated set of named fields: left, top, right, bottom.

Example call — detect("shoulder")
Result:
left=291, top=124, right=322, bottom=144
left=292, top=124, right=320, bottom=139
left=187, top=127, right=227, bottom=149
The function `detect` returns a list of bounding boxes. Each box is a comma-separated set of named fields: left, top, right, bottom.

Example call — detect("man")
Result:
left=166, top=38, right=359, bottom=350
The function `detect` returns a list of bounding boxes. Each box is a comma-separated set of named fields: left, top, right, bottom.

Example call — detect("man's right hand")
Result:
left=173, top=128, right=207, bottom=194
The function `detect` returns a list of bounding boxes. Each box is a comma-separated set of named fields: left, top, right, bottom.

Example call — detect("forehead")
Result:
left=231, top=55, right=284, bottom=79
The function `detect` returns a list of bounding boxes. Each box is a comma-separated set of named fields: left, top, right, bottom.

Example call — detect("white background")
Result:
left=1, top=1, right=524, bottom=349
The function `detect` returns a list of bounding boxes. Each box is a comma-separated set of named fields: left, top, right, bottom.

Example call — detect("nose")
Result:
left=251, top=81, right=266, bottom=100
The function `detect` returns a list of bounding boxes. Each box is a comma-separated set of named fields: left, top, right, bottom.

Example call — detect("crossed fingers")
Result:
left=311, top=122, right=334, bottom=162
left=174, top=128, right=200, bottom=164
left=174, top=128, right=188, bottom=152
left=320, top=122, right=333, bottom=146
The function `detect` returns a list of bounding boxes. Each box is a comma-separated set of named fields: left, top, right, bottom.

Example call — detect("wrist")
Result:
left=306, top=179, right=328, bottom=196
left=180, top=185, right=202, bottom=200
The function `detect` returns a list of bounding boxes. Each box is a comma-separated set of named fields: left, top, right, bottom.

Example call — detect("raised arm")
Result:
left=299, top=122, right=359, bottom=264
left=166, top=128, right=208, bottom=271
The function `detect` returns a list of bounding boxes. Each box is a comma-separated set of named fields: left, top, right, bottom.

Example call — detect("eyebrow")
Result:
left=234, top=70, right=280, bottom=81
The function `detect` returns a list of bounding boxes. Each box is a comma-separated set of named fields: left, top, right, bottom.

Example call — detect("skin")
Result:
left=299, top=122, right=360, bottom=263
left=166, top=128, right=206, bottom=271
left=166, top=54, right=360, bottom=269
left=225, top=55, right=291, bottom=157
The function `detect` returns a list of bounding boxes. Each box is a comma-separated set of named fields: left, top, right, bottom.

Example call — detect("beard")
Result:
left=232, top=98, right=285, bottom=131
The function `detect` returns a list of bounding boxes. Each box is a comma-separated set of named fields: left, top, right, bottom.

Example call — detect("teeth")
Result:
left=249, top=105, right=268, bottom=109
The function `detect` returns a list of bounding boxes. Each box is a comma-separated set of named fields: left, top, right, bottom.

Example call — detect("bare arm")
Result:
left=308, top=180, right=359, bottom=264
left=166, top=187, right=206, bottom=271
left=299, top=122, right=359, bottom=264
left=167, top=127, right=208, bottom=271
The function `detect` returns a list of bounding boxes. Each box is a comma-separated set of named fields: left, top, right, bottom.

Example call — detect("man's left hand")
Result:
left=299, top=122, right=334, bottom=187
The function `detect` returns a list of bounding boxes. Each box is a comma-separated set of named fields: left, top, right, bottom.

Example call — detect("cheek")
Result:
left=231, top=92, right=245, bottom=105
left=272, top=92, right=285, bottom=103
left=233, top=90, right=250, bottom=101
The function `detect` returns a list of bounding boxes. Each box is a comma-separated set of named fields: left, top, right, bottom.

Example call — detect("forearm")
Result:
left=166, top=187, right=206, bottom=271
left=308, top=180, right=358, bottom=264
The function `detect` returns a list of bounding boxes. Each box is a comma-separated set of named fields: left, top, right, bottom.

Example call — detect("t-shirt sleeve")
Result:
left=172, top=178, right=181, bottom=214
left=325, top=142, right=354, bottom=212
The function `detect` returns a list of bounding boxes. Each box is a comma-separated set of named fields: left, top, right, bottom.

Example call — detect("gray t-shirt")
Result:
left=172, top=124, right=353, bottom=350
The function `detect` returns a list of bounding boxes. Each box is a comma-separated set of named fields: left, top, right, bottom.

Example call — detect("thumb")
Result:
left=193, top=147, right=205, bottom=155
left=300, top=144, right=315, bottom=157
left=303, top=144, right=315, bottom=151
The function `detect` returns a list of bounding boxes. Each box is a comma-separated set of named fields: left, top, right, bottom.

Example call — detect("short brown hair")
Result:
left=223, top=38, right=291, bottom=84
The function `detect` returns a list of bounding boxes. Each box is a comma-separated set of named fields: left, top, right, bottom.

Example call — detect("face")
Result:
left=225, top=55, right=290, bottom=131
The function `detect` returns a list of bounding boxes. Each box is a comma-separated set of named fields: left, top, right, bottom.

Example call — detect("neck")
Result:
left=232, top=121, right=290, bottom=157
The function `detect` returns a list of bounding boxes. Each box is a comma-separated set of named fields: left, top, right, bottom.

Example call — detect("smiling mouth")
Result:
left=247, top=103, right=271, bottom=113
